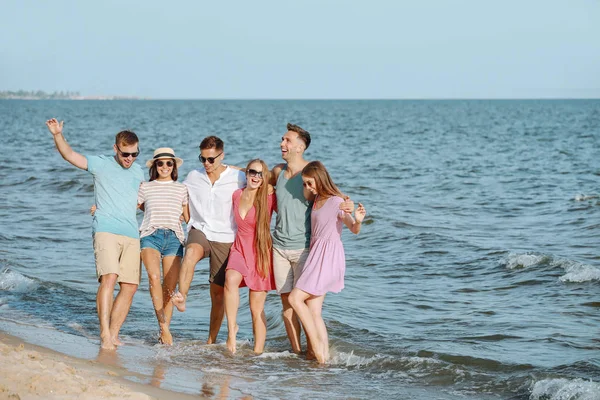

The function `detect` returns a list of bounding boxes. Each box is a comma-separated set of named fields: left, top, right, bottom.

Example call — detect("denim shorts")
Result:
left=140, top=229, right=184, bottom=257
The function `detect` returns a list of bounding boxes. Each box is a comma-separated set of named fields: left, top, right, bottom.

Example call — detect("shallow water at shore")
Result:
left=1, top=99, right=600, bottom=399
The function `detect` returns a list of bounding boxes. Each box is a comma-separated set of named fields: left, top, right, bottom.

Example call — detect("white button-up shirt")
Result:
left=184, top=166, right=246, bottom=243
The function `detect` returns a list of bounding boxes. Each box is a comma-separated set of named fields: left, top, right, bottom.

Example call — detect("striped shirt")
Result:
left=137, top=180, right=189, bottom=244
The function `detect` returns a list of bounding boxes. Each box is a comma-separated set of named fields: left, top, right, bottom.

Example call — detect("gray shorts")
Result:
left=272, top=247, right=309, bottom=294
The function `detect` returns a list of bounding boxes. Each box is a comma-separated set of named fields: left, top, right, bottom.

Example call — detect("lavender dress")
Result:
left=295, top=196, right=346, bottom=296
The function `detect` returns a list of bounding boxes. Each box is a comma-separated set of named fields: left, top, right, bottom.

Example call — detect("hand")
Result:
left=46, top=118, right=64, bottom=136
left=339, top=195, right=355, bottom=214
left=355, top=203, right=366, bottom=223
left=90, top=204, right=97, bottom=216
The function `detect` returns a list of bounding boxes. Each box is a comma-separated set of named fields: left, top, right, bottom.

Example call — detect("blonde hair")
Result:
left=301, top=161, right=343, bottom=199
left=246, top=159, right=272, bottom=279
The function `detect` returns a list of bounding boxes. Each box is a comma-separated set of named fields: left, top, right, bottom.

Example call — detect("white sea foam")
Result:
left=530, top=378, right=600, bottom=400
left=0, top=268, right=38, bottom=292
left=505, top=253, right=545, bottom=269
left=574, top=194, right=598, bottom=201
left=557, top=260, right=600, bottom=283
left=256, top=351, right=297, bottom=360
left=329, top=350, right=380, bottom=367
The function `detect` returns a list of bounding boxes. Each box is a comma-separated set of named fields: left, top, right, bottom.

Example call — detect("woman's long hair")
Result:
left=149, top=159, right=178, bottom=182
left=301, top=161, right=343, bottom=199
left=247, top=159, right=272, bottom=279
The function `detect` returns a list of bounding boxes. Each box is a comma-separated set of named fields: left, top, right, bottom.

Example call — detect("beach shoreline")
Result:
left=0, top=330, right=234, bottom=400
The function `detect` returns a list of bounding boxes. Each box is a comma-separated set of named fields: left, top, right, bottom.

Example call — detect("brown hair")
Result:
left=246, top=159, right=272, bottom=279
left=287, top=123, right=311, bottom=150
left=199, top=136, right=224, bottom=151
left=302, top=161, right=343, bottom=199
left=149, top=159, right=178, bottom=182
left=115, top=130, right=139, bottom=147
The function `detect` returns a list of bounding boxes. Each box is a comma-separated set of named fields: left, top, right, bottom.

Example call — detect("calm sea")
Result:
left=1, top=99, right=600, bottom=399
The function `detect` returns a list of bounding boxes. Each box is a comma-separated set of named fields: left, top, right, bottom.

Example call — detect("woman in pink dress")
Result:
left=224, top=159, right=276, bottom=354
left=289, top=161, right=366, bottom=364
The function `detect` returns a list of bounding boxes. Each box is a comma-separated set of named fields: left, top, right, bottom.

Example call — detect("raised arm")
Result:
left=46, top=118, right=88, bottom=170
left=339, top=195, right=354, bottom=214
left=342, top=202, right=366, bottom=235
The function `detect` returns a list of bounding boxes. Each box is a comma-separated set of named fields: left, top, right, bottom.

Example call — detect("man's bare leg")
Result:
left=97, top=274, right=118, bottom=350
left=207, top=282, right=225, bottom=344
left=109, top=282, right=138, bottom=346
left=280, top=292, right=302, bottom=353
left=160, top=255, right=181, bottom=345
left=224, top=270, right=243, bottom=353
left=172, top=243, right=204, bottom=312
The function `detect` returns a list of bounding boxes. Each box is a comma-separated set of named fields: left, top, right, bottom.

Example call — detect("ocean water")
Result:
left=1, top=99, right=600, bottom=399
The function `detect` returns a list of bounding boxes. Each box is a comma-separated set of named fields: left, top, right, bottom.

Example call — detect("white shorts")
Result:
left=272, top=247, right=309, bottom=294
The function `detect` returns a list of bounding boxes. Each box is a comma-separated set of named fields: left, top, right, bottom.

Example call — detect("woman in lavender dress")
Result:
left=288, top=161, right=366, bottom=364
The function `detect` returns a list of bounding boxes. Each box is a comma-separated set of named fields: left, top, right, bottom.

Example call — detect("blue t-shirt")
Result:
left=86, top=155, right=144, bottom=238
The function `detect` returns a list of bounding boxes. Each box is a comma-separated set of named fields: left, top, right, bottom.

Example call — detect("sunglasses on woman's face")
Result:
left=247, top=169, right=263, bottom=179
left=156, top=160, right=174, bottom=167
left=198, top=152, right=223, bottom=164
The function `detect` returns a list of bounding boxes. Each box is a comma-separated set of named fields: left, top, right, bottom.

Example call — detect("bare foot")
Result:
left=226, top=325, right=239, bottom=354
left=112, top=336, right=123, bottom=346
left=159, top=326, right=173, bottom=346
left=100, top=335, right=116, bottom=350
left=315, top=352, right=326, bottom=364
left=305, top=349, right=316, bottom=360
left=172, top=292, right=186, bottom=312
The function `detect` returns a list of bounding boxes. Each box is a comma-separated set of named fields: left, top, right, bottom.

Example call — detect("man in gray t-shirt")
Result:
left=270, top=123, right=353, bottom=355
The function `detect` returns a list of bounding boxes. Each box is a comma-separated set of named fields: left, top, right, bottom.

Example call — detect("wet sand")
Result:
left=0, top=332, right=216, bottom=400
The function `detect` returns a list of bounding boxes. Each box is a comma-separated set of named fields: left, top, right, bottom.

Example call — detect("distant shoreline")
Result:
left=0, top=90, right=147, bottom=100
left=1, top=96, right=599, bottom=101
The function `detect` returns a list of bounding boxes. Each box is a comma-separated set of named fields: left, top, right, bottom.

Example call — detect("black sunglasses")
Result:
left=199, top=152, right=223, bottom=164
left=247, top=168, right=264, bottom=179
left=116, top=145, right=140, bottom=158
left=156, top=160, right=174, bottom=167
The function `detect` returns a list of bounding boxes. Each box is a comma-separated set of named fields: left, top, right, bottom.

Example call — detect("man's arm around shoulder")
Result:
left=270, top=163, right=285, bottom=186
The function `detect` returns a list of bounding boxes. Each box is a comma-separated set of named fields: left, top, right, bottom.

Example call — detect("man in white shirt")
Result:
left=172, top=136, right=246, bottom=344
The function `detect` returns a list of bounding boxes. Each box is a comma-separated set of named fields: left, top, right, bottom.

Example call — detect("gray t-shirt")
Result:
left=272, top=167, right=312, bottom=249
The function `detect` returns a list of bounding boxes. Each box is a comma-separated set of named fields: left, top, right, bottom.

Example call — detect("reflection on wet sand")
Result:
left=151, top=362, right=166, bottom=388
left=96, top=347, right=124, bottom=368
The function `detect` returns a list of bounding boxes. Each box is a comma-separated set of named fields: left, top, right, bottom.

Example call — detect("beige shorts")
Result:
left=93, top=232, right=141, bottom=284
left=186, top=228, right=232, bottom=287
left=272, top=247, right=310, bottom=294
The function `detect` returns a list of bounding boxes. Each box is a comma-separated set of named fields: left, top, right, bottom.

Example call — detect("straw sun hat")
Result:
left=145, top=147, right=184, bottom=168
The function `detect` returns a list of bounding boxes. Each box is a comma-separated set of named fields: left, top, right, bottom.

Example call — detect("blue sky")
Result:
left=2, top=0, right=599, bottom=99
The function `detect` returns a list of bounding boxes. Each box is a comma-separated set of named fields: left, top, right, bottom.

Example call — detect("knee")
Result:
left=183, top=245, right=204, bottom=264
left=99, top=274, right=117, bottom=288
left=212, top=289, right=224, bottom=304
left=250, top=307, right=264, bottom=321
left=287, top=293, right=301, bottom=311
left=126, top=284, right=138, bottom=295
left=148, top=273, right=161, bottom=286
left=224, top=275, right=239, bottom=291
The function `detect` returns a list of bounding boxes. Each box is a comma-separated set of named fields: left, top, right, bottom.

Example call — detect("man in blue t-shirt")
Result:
left=46, top=118, right=144, bottom=350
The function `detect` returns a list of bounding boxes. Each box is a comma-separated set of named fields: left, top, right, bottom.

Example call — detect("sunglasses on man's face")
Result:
left=247, top=169, right=264, bottom=179
left=199, top=152, right=223, bottom=164
left=156, top=160, right=174, bottom=167
left=117, top=145, right=140, bottom=158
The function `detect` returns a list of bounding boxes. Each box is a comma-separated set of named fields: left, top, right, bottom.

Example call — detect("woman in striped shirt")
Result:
left=138, top=148, right=189, bottom=345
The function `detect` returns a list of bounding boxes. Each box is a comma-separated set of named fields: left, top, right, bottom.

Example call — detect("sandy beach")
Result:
left=0, top=332, right=208, bottom=400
